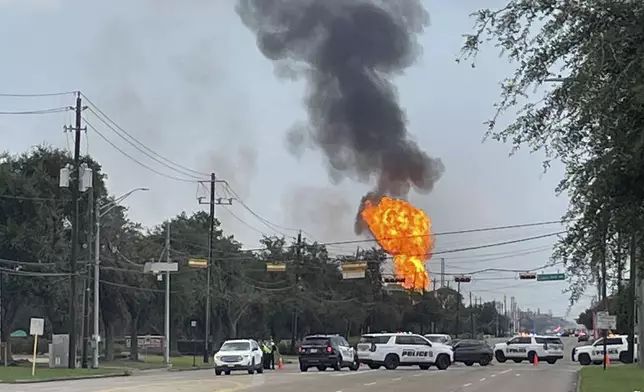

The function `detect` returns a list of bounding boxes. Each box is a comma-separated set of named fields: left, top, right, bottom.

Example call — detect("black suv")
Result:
left=452, top=339, right=493, bottom=366
left=297, top=334, right=360, bottom=372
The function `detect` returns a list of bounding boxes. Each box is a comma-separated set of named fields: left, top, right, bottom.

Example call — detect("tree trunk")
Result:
left=129, top=315, right=139, bottom=361
left=104, top=323, right=115, bottom=361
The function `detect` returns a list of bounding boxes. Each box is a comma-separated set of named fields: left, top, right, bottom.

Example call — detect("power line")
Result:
left=84, top=118, right=200, bottom=183
left=0, top=107, right=72, bottom=115
left=0, top=91, right=78, bottom=97
left=82, top=94, right=208, bottom=178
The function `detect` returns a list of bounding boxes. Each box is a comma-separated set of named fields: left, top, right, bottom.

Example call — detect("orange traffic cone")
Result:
left=604, top=353, right=610, bottom=366
left=532, top=353, right=539, bottom=366
left=277, top=358, right=283, bottom=370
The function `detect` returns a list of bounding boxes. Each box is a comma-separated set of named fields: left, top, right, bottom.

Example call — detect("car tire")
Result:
left=512, top=359, right=523, bottom=363
left=349, top=358, right=359, bottom=371
left=546, top=359, right=556, bottom=364
left=435, top=354, right=450, bottom=370
left=368, top=364, right=381, bottom=370
left=578, top=353, right=591, bottom=366
left=419, top=364, right=430, bottom=370
left=333, top=359, right=342, bottom=371
left=495, top=351, right=507, bottom=363
left=300, top=363, right=309, bottom=372
left=224, top=370, right=231, bottom=375
left=317, top=366, right=327, bottom=371
left=215, top=369, right=222, bottom=376
left=464, top=361, right=474, bottom=366
left=257, top=364, right=264, bottom=374
left=383, top=354, right=400, bottom=370
left=248, top=359, right=256, bottom=374
left=619, top=351, right=633, bottom=363
left=479, top=356, right=491, bottom=366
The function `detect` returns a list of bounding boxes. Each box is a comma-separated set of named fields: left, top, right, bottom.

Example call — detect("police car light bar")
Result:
left=519, top=272, right=537, bottom=280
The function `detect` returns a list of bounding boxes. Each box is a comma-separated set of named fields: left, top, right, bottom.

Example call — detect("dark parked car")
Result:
left=577, top=334, right=589, bottom=342
left=297, top=334, right=359, bottom=372
left=452, top=339, right=493, bottom=366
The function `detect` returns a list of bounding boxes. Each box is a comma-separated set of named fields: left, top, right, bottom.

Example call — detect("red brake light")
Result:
left=326, top=345, right=333, bottom=353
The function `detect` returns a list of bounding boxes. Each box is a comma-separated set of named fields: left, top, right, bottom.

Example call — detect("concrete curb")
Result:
left=167, top=366, right=213, bottom=372
left=1, top=371, right=130, bottom=384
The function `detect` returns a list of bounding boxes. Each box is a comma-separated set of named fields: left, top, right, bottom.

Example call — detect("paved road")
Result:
left=4, top=337, right=582, bottom=392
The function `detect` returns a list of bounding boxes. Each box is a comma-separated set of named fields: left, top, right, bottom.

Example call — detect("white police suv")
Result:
left=356, top=332, right=453, bottom=370
left=493, top=335, right=564, bottom=364
left=213, top=339, right=264, bottom=375
left=572, top=335, right=639, bottom=365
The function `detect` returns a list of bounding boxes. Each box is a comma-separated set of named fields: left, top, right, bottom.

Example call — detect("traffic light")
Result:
left=454, top=276, right=471, bottom=283
left=383, top=277, right=405, bottom=284
left=519, top=272, right=536, bottom=280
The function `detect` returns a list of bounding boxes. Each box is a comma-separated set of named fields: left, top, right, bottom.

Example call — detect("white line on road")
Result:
left=463, top=383, right=472, bottom=387
left=480, top=378, right=486, bottom=381
left=499, top=369, right=512, bottom=374
left=413, top=373, right=423, bottom=377
left=364, top=382, right=377, bottom=386
left=391, top=377, right=402, bottom=381
left=515, top=373, right=521, bottom=376
left=490, top=374, right=496, bottom=377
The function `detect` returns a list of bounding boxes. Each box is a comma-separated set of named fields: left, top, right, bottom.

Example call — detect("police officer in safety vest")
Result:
left=261, top=341, right=271, bottom=369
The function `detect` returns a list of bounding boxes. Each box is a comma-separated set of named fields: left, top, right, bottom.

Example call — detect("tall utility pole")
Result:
left=68, top=93, right=84, bottom=369
left=291, top=231, right=303, bottom=352
left=199, top=173, right=232, bottom=363
left=503, top=295, right=507, bottom=335
left=440, top=258, right=445, bottom=288
left=469, top=292, right=475, bottom=338
left=627, top=236, right=637, bottom=361
left=81, top=183, right=94, bottom=368
left=453, top=276, right=471, bottom=338
left=638, top=273, right=644, bottom=369
left=0, top=271, right=5, bottom=366
left=164, top=222, right=171, bottom=364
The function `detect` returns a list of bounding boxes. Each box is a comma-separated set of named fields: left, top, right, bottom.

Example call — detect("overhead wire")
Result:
left=81, top=94, right=209, bottom=178
left=0, top=107, right=72, bottom=115
left=0, top=91, right=78, bottom=97
left=84, top=117, right=200, bottom=183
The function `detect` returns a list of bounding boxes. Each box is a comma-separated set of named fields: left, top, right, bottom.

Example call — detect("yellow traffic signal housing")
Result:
left=265, top=263, right=286, bottom=272
left=187, top=259, right=208, bottom=268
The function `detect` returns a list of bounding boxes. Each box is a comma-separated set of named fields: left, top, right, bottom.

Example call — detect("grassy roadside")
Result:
left=0, top=365, right=125, bottom=383
left=579, top=364, right=644, bottom=392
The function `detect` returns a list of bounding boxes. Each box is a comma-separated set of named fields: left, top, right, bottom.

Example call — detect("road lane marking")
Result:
left=364, top=382, right=377, bottom=386
left=97, top=378, right=247, bottom=392
left=490, top=374, right=496, bottom=377
left=463, top=383, right=472, bottom=387
left=413, top=373, right=423, bottom=377
left=499, top=369, right=512, bottom=374
left=480, top=378, right=486, bottom=381
left=391, top=377, right=402, bottom=381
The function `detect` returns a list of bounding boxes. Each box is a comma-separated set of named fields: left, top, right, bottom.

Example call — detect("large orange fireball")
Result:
left=360, top=196, right=432, bottom=290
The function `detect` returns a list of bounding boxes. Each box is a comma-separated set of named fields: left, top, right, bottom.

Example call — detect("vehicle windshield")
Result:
left=220, top=342, right=250, bottom=351
left=425, top=335, right=450, bottom=344
left=359, top=335, right=390, bottom=344
left=303, top=337, right=330, bottom=346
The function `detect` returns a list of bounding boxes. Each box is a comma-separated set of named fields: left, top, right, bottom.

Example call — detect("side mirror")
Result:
left=252, top=347, right=259, bottom=351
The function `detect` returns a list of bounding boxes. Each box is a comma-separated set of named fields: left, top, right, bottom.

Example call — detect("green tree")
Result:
left=459, top=0, right=644, bottom=303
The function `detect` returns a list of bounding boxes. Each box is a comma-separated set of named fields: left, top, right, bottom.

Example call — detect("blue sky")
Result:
left=0, top=0, right=590, bottom=319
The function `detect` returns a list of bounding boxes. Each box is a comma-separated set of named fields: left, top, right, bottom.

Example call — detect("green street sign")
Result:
left=537, top=273, right=565, bottom=281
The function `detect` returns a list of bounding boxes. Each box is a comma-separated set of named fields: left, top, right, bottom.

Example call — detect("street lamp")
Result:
left=92, top=187, right=149, bottom=368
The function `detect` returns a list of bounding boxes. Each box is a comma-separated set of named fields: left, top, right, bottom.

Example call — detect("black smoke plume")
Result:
left=236, top=0, right=444, bottom=231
